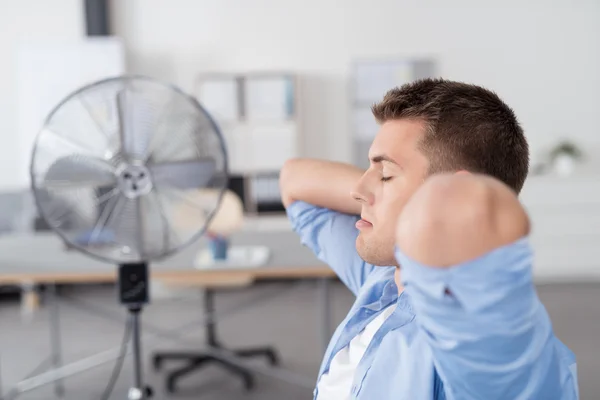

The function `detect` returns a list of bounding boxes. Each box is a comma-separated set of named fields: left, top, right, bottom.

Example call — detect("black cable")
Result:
left=98, top=313, right=133, bottom=400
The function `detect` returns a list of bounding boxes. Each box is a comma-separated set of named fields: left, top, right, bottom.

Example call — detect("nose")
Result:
left=351, top=190, right=368, bottom=204
left=351, top=175, right=373, bottom=205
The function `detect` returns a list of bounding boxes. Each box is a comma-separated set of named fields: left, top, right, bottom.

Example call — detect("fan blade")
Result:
left=116, top=87, right=158, bottom=158
left=149, top=158, right=217, bottom=190
left=43, top=154, right=117, bottom=189
left=116, top=89, right=135, bottom=156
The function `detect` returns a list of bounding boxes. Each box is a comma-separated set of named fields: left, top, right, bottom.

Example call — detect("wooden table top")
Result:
left=0, top=231, right=335, bottom=286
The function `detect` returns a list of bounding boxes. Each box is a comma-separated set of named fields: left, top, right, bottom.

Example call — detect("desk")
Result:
left=0, top=231, right=335, bottom=284
left=0, top=231, right=336, bottom=398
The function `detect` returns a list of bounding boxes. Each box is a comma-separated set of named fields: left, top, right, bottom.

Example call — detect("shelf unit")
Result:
left=194, top=72, right=300, bottom=214
left=350, top=58, right=436, bottom=169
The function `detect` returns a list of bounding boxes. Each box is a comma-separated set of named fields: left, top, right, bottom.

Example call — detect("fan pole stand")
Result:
left=118, top=263, right=153, bottom=400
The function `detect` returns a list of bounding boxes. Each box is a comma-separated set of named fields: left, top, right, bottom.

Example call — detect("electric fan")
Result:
left=30, top=75, right=228, bottom=399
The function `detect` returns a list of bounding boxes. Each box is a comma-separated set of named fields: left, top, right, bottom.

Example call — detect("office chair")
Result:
left=152, top=288, right=279, bottom=392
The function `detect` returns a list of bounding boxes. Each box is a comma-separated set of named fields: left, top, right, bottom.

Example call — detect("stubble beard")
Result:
left=356, top=233, right=396, bottom=267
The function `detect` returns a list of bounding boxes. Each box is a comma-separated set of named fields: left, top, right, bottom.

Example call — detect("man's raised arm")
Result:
left=279, top=158, right=363, bottom=214
left=279, top=158, right=374, bottom=295
left=394, top=174, right=578, bottom=399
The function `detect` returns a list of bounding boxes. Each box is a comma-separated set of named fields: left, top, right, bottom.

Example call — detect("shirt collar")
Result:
left=362, top=276, right=400, bottom=311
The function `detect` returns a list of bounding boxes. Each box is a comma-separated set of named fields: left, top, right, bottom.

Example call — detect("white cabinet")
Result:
left=519, top=174, right=600, bottom=281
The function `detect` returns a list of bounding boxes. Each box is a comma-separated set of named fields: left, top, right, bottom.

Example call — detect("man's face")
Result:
left=352, top=119, right=430, bottom=266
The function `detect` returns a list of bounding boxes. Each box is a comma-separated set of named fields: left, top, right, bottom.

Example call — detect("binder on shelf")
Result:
left=244, top=75, right=294, bottom=121
left=195, top=75, right=241, bottom=123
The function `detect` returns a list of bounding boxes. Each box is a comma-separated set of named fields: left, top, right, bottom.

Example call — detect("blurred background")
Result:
left=0, top=0, right=599, bottom=399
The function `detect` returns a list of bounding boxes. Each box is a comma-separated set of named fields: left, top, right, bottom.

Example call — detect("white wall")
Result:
left=110, top=0, right=600, bottom=282
left=1, top=0, right=599, bottom=279
left=112, top=0, right=600, bottom=164
left=1, top=0, right=599, bottom=176
left=0, top=0, right=84, bottom=188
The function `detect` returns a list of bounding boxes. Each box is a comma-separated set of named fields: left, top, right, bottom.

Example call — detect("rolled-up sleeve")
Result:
left=286, top=201, right=374, bottom=296
left=396, top=237, right=579, bottom=399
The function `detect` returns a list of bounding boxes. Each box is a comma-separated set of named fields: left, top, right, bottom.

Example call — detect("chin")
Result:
left=356, top=236, right=395, bottom=267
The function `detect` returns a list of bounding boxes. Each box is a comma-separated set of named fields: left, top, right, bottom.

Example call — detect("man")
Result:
left=279, top=78, right=578, bottom=399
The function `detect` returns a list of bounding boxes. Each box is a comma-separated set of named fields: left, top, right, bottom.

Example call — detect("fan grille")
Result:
left=31, top=76, right=228, bottom=264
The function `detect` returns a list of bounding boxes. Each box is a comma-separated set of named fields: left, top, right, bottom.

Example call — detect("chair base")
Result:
left=152, top=346, right=279, bottom=393
left=151, top=288, right=280, bottom=393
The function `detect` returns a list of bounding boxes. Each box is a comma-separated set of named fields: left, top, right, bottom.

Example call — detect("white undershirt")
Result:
left=316, top=304, right=396, bottom=400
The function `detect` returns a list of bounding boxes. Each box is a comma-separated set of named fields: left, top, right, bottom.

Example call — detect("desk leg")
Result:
left=48, top=284, right=65, bottom=398
left=318, top=278, right=331, bottom=354
left=20, top=283, right=40, bottom=320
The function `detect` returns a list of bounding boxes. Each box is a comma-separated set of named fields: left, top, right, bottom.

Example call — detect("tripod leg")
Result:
left=130, top=308, right=145, bottom=398
left=48, top=284, right=65, bottom=398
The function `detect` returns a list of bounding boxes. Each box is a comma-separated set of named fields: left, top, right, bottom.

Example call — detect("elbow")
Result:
left=396, top=173, right=530, bottom=267
left=279, top=158, right=303, bottom=208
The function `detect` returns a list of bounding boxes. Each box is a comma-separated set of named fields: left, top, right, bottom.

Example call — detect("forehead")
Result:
left=368, top=119, right=427, bottom=162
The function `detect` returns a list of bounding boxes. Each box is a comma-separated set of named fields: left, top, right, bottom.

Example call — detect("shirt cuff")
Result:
left=395, top=237, right=534, bottom=313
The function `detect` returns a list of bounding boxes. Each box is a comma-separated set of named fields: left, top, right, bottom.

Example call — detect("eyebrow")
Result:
left=370, top=154, right=399, bottom=165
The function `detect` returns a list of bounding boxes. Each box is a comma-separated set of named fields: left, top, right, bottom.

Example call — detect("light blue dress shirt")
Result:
left=287, top=201, right=579, bottom=400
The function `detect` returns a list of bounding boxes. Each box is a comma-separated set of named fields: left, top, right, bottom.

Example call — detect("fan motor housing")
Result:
left=117, top=163, right=153, bottom=199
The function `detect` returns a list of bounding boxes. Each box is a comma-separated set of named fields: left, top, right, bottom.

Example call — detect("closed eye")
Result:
left=381, top=176, right=393, bottom=182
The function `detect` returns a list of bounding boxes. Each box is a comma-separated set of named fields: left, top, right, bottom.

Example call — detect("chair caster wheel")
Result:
left=243, top=375, right=255, bottom=391
left=166, top=379, right=177, bottom=394
left=127, top=386, right=153, bottom=399
left=266, top=349, right=279, bottom=366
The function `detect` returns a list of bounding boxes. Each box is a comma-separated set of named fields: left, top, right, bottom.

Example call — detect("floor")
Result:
left=0, top=280, right=598, bottom=400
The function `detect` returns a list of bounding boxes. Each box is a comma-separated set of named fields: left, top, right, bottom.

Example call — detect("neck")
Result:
left=394, top=267, right=404, bottom=295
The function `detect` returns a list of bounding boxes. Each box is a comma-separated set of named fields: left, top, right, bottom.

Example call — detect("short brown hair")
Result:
left=371, top=78, right=529, bottom=193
